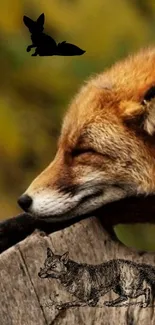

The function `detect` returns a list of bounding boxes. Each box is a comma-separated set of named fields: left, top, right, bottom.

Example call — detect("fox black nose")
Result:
left=17, top=194, right=32, bottom=211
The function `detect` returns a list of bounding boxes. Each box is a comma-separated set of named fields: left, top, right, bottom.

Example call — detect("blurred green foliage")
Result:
left=1, top=0, right=155, bottom=250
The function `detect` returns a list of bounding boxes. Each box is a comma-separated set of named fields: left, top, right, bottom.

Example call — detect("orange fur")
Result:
left=22, top=47, right=155, bottom=219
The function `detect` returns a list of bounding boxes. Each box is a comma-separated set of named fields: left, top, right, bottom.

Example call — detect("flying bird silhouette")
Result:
left=23, top=13, right=86, bottom=57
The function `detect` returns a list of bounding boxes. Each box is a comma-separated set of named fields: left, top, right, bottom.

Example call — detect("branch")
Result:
left=1, top=194, right=155, bottom=253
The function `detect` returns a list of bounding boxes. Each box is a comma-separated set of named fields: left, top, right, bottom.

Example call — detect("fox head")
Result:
left=18, top=48, right=155, bottom=221
left=38, top=248, right=69, bottom=278
left=23, top=13, right=44, bottom=34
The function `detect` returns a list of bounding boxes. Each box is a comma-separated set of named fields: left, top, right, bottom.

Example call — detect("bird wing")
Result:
left=57, top=42, right=85, bottom=56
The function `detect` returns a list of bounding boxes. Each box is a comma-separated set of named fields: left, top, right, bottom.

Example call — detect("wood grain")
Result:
left=1, top=216, right=155, bottom=325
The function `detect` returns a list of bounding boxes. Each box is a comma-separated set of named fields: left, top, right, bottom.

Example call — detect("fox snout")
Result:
left=17, top=148, right=128, bottom=221
left=38, top=267, right=48, bottom=278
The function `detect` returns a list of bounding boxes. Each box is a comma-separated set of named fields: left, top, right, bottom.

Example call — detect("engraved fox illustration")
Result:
left=38, top=248, right=155, bottom=309
left=18, top=47, right=155, bottom=222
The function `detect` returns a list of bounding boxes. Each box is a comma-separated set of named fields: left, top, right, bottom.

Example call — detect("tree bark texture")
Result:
left=1, top=216, right=155, bottom=325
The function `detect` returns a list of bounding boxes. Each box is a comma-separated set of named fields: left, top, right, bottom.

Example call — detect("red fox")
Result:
left=18, top=47, right=155, bottom=222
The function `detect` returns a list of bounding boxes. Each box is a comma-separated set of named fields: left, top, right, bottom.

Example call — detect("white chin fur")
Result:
left=72, top=186, right=127, bottom=217
left=26, top=186, right=99, bottom=217
left=26, top=186, right=127, bottom=219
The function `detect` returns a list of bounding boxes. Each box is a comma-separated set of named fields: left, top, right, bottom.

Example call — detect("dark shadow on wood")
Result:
left=1, top=194, right=155, bottom=253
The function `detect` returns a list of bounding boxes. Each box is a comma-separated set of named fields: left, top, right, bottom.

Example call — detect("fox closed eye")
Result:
left=71, top=148, right=96, bottom=157
left=71, top=148, right=115, bottom=161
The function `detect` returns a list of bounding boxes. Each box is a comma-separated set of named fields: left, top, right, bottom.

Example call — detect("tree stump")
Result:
left=0, top=215, right=155, bottom=325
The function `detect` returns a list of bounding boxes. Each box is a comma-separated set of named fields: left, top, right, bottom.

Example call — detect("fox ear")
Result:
left=120, top=86, right=155, bottom=136
left=23, top=16, right=35, bottom=28
left=47, top=247, right=53, bottom=257
left=60, top=251, right=69, bottom=264
left=143, top=86, right=155, bottom=102
left=142, top=86, right=155, bottom=135
left=37, top=13, right=45, bottom=27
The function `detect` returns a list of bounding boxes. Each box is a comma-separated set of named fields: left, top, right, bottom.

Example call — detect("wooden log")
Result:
left=0, top=215, right=155, bottom=325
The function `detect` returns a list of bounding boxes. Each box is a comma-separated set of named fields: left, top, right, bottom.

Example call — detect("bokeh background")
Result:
left=1, top=0, right=155, bottom=250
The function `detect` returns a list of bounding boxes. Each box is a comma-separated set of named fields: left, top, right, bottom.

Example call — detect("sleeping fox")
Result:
left=18, top=47, right=155, bottom=222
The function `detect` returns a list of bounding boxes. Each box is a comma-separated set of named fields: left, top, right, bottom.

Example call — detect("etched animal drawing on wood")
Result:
left=38, top=247, right=155, bottom=310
